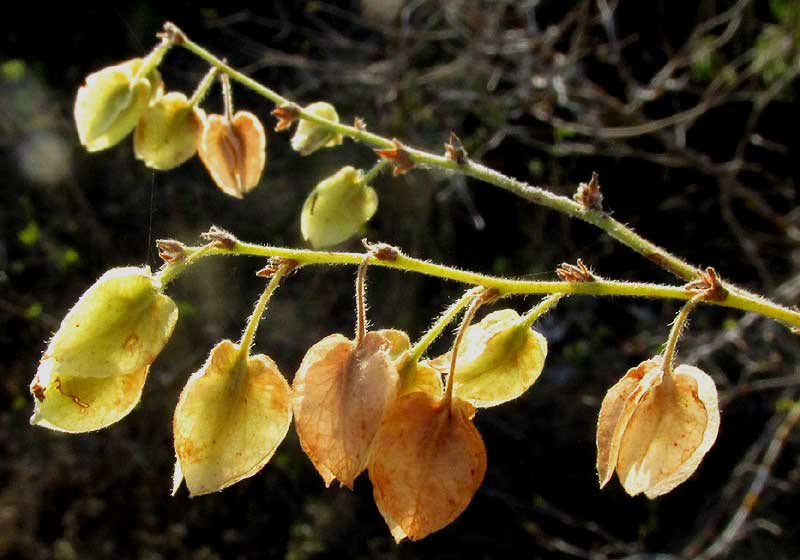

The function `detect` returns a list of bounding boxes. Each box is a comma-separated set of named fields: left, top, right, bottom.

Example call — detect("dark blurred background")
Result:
left=2, top=1, right=800, bottom=558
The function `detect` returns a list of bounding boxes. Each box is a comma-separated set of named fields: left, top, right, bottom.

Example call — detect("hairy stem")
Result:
left=409, top=288, right=481, bottom=364
left=662, top=294, right=704, bottom=376
left=355, top=256, right=369, bottom=344
left=157, top=240, right=800, bottom=329
left=238, top=265, right=288, bottom=357
left=519, top=294, right=565, bottom=329
left=445, top=293, right=488, bottom=405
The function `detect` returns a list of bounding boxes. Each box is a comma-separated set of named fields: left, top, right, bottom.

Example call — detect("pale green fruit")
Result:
left=134, top=92, right=205, bottom=170
left=74, top=58, right=161, bottom=152
left=290, top=101, right=343, bottom=155
left=29, top=366, right=148, bottom=433
left=431, top=309, right=547, bottom=407
left=173, top=340, right=292, bottom=496
left=300, top=166, right=378, bottom=248
left=38, top=266, right=178, bottom=379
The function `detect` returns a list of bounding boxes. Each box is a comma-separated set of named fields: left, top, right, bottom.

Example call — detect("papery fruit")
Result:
left=29, top=366, right=148, bottom=433
left=431, top=309, right=547, bottom=407
left=368, top=392, right=487, bottom=542
left=74, top=58, right=162, bottom=152
left=36, top=266, right=178, bottom=380
left=292, top=331, right=399, bottom=488
left=300, top=166, right=378, bottom=248
left=173, top=340, right=291, bottom=496
left=596, top=357, right=720, bottom=498
left=290, top=101, right=343, bottom=155
left=198, top=111, right=267, bottom=198
left=134, top=91, right=205, bottom=170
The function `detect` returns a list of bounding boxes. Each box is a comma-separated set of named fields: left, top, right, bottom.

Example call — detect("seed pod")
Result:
left=36, top=266, right=178, bottom=380
left=198, top=111, right=267, bottom=198
left=29, top=366, right=148, bottom=433
left=596, top=357, right=720, bottom=498
left=368, top=392, right=487, bottom=542
left=292, top=330, right=399, bottom=488
left=173, top=340, right=292, bottom=496
left=431, top=309, right=547, bottom=407
left=134, top=92, right=205, bottom=170
left=300, top=166, right=378, bottom=249
left=74, top=58, right=162, bottom=152
left=290, top=101, right=343, bottom=155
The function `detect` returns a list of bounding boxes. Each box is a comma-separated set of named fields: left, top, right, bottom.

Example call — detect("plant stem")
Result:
left=662, top=294, right=704, bottom=375
left=360, top=160, right=389, bottom=185
left=444, top=292, right=488, bottom=405
left=238, top=265, right=288, bottom=356
left=175, top=26, right=698, bottom=282
left=221, top=74, right=234, bottom=122
left=519, top=294, right=564, bottom=329
left=355, top=256, right=369, bottom=344
left=188, top=66, right=218, bottom=107
left=136, top=35, right=172, bottom=80
left=409, top=288, right=481, bottom=364
left=160, top=240, right=800, bottom=329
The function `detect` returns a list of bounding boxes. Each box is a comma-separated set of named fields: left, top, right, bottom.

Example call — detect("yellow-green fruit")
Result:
left=29, top=366, right=148, bottom=433
left=301, top=166, right=378, bottom=248
left=74, top=58, right=162, bottom=152
left=173, top=340, right=292, bottom=496
left=291, top=101, right=343, bottom=155
left=431, top=309, right=547, bottom=407
left=134, top=92, right=205, bottom=170
left=36, top=266, right=178, bottom=380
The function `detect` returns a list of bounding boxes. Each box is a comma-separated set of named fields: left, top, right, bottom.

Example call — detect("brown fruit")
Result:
left=292, top=331, right=399, bottom=488
left=596, top=357, right=720, bottom=498
left=368, top=392, right=487, bottom=542
left=198, top=112, right=266, bottom=198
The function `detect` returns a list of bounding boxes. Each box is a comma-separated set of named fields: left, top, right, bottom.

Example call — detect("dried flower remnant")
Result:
left=172, top=340, right=291, bottom=496
left=134, top=91, right=205, bottom=170
left=199, top=111, right=267, bottom=198
left=35, top=266, right=178, bottom=381
left=290, top=101, right=344, bottom=155
left=300, top=166, right=378, bottom=249
left=74, top=57, right=163, bottom=152
left=30, top=366, right=148, bottom=433
left=596, top=357, right=720, bottom=498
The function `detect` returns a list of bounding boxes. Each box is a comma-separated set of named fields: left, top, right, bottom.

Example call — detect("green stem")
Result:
left=188, top=66, right=218, bottom=107
left=238, top=265, right=288, bottom=356
left=409, top=289, right=480, bottom=364
left=136, top=36, right=172, bottom=80
left=175, top=28, right=692, bottom=277
left=360, top=160, right=389, bottom=185
left=155, top=243, right=217, bottom=287
left=662, top=294, right=704, bottom=376
left=158, top=240, right=800, bottom=329
left=444, top=293, right=486, bottom=405
left=519, top=294, right=564, bottom=329
left=174, top=23, right=785, bottom=318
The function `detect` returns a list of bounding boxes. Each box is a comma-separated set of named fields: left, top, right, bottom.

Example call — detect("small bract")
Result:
left=431, top=309, right=547, bottom=407
left=368, top=392, right=487, bottom=542
left=290, top=101, right=343, bottom=155
left=134, top=91, right=206, bottom=170
left=292, top=330, right=400, bottom=488
left=74, top=58, right=162, bottom=152
left=36, top=266, right=178, bottom=380
left=301, top=166, right=378, bottom=248
left=596, top=357, right=720, bottom=498
left=173, top=340, right=292, bottom=496
left=199, top=111, right=267, bottom=198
